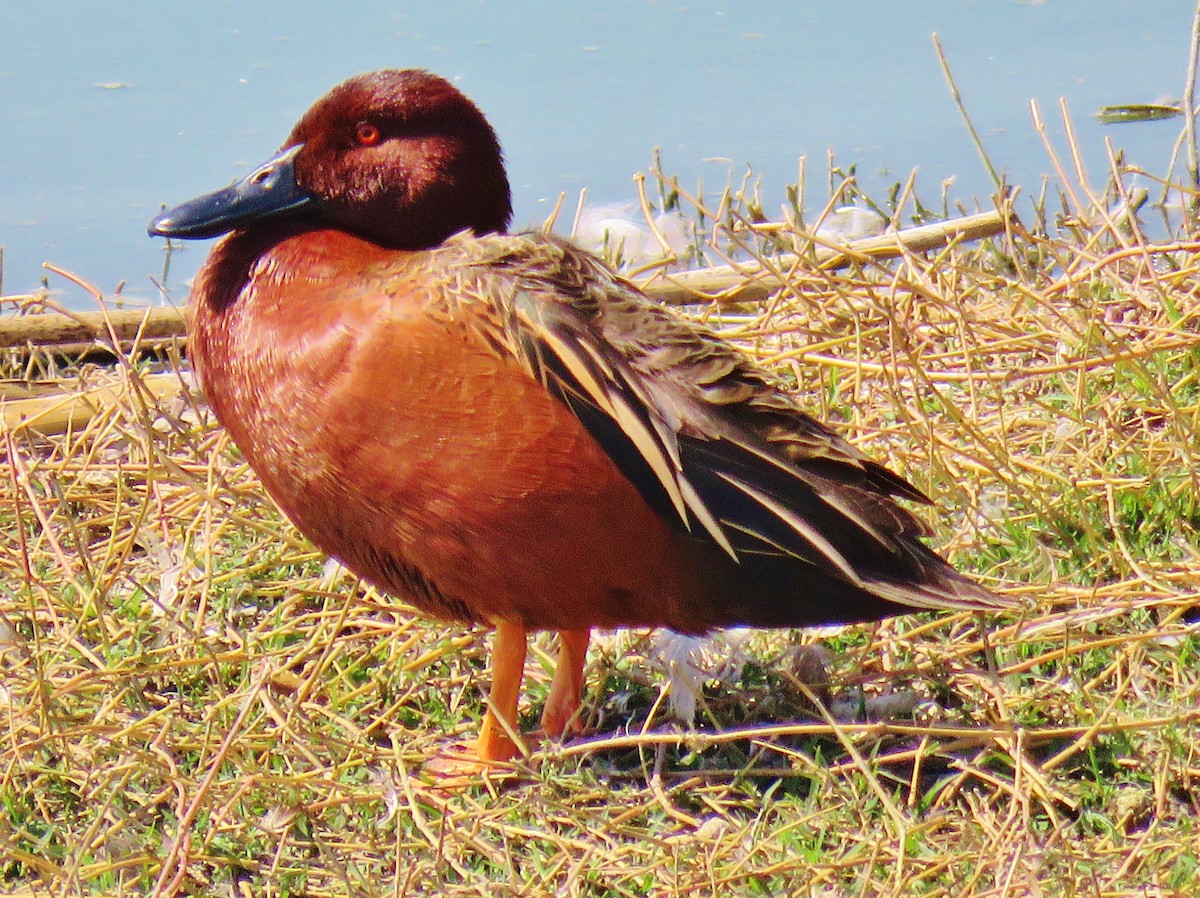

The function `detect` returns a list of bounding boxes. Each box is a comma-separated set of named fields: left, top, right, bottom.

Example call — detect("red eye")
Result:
left=355, top=122, right=380, bottom=146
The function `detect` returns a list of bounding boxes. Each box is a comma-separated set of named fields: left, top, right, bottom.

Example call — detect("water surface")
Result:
left=1, top=1, right=1188, bottom=307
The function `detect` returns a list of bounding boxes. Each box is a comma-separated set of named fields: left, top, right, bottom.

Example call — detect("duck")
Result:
left=149, top=69, right=1010, bottom=765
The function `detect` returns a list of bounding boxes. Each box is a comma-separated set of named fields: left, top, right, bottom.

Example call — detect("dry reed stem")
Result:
left=1, top=103, right=1198, bottom=898
left=0, top=209, right=1009, bottom=361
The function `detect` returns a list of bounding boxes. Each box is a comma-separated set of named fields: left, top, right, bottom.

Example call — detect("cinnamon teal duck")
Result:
left=149, top=69, right=1009, bottom=763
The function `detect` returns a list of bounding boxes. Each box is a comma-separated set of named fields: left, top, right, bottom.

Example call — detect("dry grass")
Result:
left=2, top=112, right=1200, bottom=897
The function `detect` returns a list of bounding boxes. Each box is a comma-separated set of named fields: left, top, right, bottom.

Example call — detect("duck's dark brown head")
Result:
left=149, top=69, right=513, bottom=250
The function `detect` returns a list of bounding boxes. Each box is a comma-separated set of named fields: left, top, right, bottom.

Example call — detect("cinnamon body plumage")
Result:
left=151, top=69, right=1008, bottom=761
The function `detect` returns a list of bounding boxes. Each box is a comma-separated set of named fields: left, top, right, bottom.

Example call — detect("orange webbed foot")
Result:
left=421, top=625, right=592, bottom=785
left=421, top=738, right=524, bottom=788
left=420, top=620, right=529, bottom=787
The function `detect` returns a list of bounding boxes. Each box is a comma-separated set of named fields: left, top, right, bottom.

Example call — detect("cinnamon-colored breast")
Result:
left=192, top=228, right=706, bottom=632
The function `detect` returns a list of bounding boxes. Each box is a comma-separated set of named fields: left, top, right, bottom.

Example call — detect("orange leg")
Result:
left=476, top=621, right=528, bottom=762
left=540, top=629, right=590, bottom=739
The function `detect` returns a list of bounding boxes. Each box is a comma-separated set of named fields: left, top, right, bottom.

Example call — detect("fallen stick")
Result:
left=0, top=306, right=186, bottom=350
left=639, top=208, right=1012, bottom=304
left=1, top=372, right=185, bottom=436
left=0, top=207, right=1013, bottom=352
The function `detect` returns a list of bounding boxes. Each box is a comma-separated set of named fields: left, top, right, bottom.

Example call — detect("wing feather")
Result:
left=442, top=230, right=1006, bottom=612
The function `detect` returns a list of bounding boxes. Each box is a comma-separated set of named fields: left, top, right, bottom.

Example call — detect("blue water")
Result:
left=1, top=1, right=1189, bottom=308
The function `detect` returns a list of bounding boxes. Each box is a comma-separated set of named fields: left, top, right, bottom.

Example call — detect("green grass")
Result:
left=3, top=106, right=1200, bottom=896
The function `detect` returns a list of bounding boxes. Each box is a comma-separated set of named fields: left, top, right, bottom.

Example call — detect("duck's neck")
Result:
left=190, top=222, right=314, bottom=315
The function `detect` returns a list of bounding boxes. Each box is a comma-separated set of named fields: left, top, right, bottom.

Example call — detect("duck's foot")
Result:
left=418, top=625, right=591, bottom=786
left=540, top=629, right=591, bottom=739
left=420, top=732, right=539, bottom=788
